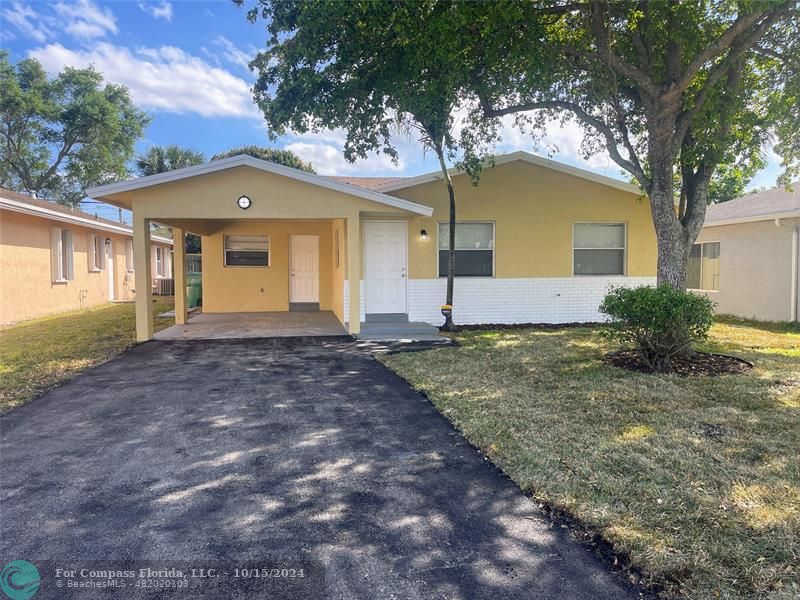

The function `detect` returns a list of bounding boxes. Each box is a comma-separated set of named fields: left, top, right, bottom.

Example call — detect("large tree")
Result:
left=211, top=145, right=316, bottom=173
left=236, top=1, right=494, bottom=329
left=136, top=144, right=204, bottom=177
left=470, top=1, right=799, bottom=287
left=0, top=52, right=148, bottom=207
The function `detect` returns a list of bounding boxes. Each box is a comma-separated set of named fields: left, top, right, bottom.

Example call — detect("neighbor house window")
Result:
left=51, top=227, right=74, bottom=282
left=438, top=222, right=494, bottom=277
left=687, top=242, right=720, bottom=291
left=573, top=223, right=626, bottom=275
left=125, top=240, right=134, bottom=272
left=155, top=246, right=164, bottom=277
left=88, top=233, right=104, bottom=271
left=224, top=235, right=270, bottom=267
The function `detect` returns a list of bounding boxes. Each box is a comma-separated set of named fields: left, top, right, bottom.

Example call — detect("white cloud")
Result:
left=1, top=2, right=52, bottom=43
left=53, top=0, right=117, bottom=40
left=29, top=43, right=259, bottom=119
left=138, top=1, right=173, bottom=22
left=285, top=139, right=407, bottom=175
left=212, top=36, right=255, bottom=71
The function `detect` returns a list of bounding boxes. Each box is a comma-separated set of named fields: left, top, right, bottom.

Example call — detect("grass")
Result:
left=0, top=299, right=174, bottom=413
left=381, top=320, right=800, bottom=599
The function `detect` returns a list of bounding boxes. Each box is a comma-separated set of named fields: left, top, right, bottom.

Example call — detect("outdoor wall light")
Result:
left=237, top=195, right=252, bottom=210
left=420, top=229, right=429, bottom=241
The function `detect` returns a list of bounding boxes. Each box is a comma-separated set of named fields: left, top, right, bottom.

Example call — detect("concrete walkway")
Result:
left=1, top=338, right=634, bottom=599
left=154, top=310, right=347, bottom=340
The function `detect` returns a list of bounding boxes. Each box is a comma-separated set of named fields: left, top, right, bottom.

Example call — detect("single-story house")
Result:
left=0, top=187, right=173, bottom=326
left=694, top=183, right=799, bottom=322
left=86, top=151, right=658, bottom=341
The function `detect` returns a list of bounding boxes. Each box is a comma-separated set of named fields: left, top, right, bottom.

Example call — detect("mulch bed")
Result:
left=604, top=349, right=753, bottom=376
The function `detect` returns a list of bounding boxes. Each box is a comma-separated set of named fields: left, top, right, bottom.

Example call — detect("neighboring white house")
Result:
left=694, top=183, right=800, bottom=322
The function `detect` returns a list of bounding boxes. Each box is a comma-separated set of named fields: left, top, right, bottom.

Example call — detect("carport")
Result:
left=153, top=311, right=346, bottom=340
left=86, top=155, right=433, bottom=341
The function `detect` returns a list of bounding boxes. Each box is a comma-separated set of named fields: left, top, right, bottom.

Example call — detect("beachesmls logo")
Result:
left=0, top=561, right=40, bottom=600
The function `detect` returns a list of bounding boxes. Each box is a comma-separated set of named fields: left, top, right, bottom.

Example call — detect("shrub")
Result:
left=599, top=285, right=714, bottom=372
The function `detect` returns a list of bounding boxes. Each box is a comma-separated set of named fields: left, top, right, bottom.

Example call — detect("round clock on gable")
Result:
left=237, top=195, right=252, bottom=210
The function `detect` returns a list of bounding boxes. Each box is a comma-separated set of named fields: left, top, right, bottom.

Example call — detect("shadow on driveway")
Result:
left=0, top=337, right=636, bottom=599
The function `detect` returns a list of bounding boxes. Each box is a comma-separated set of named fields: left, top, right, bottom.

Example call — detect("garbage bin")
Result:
left=186, top=273, right=202, bottom=308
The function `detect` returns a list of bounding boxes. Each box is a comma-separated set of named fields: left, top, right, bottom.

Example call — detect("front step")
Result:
left=356, top=320, right=441, bottom=341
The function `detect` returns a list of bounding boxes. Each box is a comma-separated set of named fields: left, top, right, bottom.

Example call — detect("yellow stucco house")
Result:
left=0, top=187, right=173, bottom=326
left=86, top=151, right=658, bottom=341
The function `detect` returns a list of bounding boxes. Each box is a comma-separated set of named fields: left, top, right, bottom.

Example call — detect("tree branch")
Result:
left=481, top=94, right=649, bottom=189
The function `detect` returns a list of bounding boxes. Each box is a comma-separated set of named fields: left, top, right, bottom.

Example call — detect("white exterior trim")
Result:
left=374, top=151, right=642, bottom=196
left=703, top=210, right=800, bottom=228
left=86, top=155, right=434, bottom=217
left=0, top=195, right=173, bottom=244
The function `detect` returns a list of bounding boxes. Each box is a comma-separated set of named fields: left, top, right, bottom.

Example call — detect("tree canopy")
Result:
left=211, top=145, right=315, bottom=173
left=136, top=144, right=204, bottom=176
left=0, top=52, right=148, bottom=207
left=470, top=1, right=799, bottom=285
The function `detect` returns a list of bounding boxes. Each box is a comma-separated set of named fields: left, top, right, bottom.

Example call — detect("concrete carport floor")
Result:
left=0, top=337, right=636, bottom=600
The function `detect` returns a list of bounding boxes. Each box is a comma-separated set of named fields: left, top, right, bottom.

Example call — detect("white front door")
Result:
left=364, top=221, right=407, bottom=314
left=290, top=235, right=319, bottom=302
left=106, top=240, right=115, bottom=301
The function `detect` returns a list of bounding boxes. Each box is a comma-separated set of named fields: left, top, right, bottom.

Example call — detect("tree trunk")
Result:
left=435, top=148, right=457, bottom=331
left=649, top=186, right=691, bottom=289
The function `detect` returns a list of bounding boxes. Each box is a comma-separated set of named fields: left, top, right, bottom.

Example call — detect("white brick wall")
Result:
left=407, top=277, right=655, bottom=325
left=345, top=276, right=655, bottom=325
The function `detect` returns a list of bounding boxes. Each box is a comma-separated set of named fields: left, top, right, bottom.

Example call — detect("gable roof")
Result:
left=326, top=176, right=410, bottom=190
left=704, top=183, right=800, bottom=227
left=0, top=186, right=173, bottom=243
left=361, top=151, right=642, bottom=195
left=86, top=155, right=434, bottom=217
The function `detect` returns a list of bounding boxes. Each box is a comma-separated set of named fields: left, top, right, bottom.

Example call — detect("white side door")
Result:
left=106, top=240, right=115, bottom=301
left=364, top=221, right=407, bottom=314
left=290, top=235, right=320, bottom=302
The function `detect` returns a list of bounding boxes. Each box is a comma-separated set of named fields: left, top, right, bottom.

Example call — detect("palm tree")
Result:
left=136, top=145, right=205, bottom=176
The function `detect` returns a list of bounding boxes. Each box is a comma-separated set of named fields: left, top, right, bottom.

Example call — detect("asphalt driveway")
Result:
left=1, top=338, right=636, bottom=599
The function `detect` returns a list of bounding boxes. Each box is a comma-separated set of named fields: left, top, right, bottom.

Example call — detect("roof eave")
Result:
left=704, top=211, right=800, bottom=227
left=87, top=155, right=434, bottom=217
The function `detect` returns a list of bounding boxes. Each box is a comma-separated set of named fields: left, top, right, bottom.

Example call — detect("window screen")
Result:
left=438, top=222, right=493, bottom=277
left=224, top=235, right=270, bottom=267
left=573, top=223, right=626, bottom=275
left=687, top=242, right=720, bottom=291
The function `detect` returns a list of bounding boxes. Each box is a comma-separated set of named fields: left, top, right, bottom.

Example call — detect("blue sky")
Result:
left=1, top=0, right=784, bottom=222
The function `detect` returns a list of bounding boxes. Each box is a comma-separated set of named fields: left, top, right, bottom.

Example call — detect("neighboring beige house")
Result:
left=86, top=151, right=659, bottom=341
left=0, top=187, right=173, bottom=326
left=695, top=184, right=800, bottom=322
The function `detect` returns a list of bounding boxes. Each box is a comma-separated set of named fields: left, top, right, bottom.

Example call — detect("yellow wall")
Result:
left=0, top=209, right=171, bottom=325
left=391, top=160, right=656, bottom=278
left=201, top=220, right=334, bottom=313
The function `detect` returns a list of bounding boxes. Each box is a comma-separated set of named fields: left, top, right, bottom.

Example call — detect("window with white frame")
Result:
left=51, top=227, right=74, bottom=282
left=125, top=240, right=134, bottom=272
left=687, top=242, right=720, bottom=291
left=438, top=222, right=494, bottom=277
left=88, top=233, right=104, bottom=271
left=224, top=235, right=270, bottom=267
left=155, top=246, right=165, bottom=277
left=573, top=223, right=626, bottom=275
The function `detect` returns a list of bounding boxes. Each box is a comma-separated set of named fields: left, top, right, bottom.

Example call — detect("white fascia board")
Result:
left=86, top=155, right=434, bottom=217
left=0, top=196, right=174, bottom=245
left=374, top=151, right=643, bottom=196
left=703, top=211, right=800, bottom=228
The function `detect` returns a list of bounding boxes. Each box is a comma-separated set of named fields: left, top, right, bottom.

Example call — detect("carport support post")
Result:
left=347, top=215, right=361, bottom=335
left=133, top=214, right=154, bottom=341
left=173, top=227, right=187, bottom=325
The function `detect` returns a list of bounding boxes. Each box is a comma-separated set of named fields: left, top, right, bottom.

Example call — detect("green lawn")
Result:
left=0, top=299, right=174, bottom=413
left=382, top=318, right=800, bottom=599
